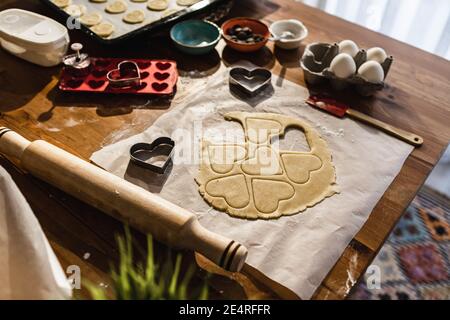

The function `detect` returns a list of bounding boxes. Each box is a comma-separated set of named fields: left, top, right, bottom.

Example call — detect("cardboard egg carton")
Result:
left=300, top=42, right=393, bottom=96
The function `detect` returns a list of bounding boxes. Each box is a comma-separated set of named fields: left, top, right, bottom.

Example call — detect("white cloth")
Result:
left=91, top=68, right=413, bottom=299
left=0, top=165, right=72, bottom=299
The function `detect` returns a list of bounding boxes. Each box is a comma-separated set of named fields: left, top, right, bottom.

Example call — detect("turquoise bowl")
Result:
left=170, top=20, right=221, bottom=55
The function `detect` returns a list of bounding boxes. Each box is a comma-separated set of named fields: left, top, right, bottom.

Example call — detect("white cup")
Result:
left=269, top=19, right=308, bottom=50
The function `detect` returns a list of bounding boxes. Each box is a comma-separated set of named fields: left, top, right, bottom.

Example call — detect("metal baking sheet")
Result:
left=41, top=0, right=229, bottom=44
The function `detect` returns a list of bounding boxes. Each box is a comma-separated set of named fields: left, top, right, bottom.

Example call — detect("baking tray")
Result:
left=40, top=0, right=231, bottom=45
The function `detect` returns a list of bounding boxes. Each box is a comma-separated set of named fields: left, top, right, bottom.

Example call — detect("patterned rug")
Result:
left=349, top=186, right=450, bottom=300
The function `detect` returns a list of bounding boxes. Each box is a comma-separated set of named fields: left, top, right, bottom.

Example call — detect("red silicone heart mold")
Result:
left=156, top=62, right=171, bottom=71
left=59, top=58, right=178, bottom=96
left=154, top=72, right=170, bottom=81
left=137, top=61, right=151, bottom=69
left=66, top=79, right=83, bottom=88
left=88, top=80, right=105, bottom=89
left=94, top=59, right=111, bottom=68
left=92, top=68, right=108, bottom=78
left=152, top=82, right=169, bottom=91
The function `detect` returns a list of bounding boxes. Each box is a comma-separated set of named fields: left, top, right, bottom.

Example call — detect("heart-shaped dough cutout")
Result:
left=281, top=153, right=322, bottom=184
left=252, top=179, right=294, bottom=213
left=245, top=117, right=282, bottom=144
left=206, top=174, right=250, bottom=209
left=241, top=146, right=282, bottom=176
left=208, top=145, right=246, bottom=174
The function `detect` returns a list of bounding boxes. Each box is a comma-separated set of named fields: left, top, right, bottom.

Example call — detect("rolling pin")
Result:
left=0, top=128, right=247, bottom=272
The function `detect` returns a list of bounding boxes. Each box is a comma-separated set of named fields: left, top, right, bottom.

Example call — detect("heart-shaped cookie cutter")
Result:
left=107, top=60, right=141, bottom=88
left=130, top=137, right=175, bottom=174
left=229, top=66, right=272, bottom=96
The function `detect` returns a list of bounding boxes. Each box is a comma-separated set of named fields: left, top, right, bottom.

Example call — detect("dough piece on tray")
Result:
left=177, top=0, right=200, bottom=6
left=91, top=22, right=115, bottom=37
left=147, top=0, right=169, bottom=11
left=64, top=4, right=87, bottom=17
left=123, top=10, right=146, bottom=24
left=80, top=12, right=103, bottom=26
left=52, top=0, right=72, bottom=8
left=196, top=112, right=338, bottom=220
left=105, top=0, right=128, bottom=14
left=90, top=0, right=107, bottom=3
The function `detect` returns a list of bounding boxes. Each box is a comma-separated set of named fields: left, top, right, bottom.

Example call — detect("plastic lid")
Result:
left=0, top=9, right=69, bottom=51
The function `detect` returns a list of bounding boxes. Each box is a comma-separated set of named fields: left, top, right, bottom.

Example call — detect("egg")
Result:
left=338, top=40, right=359, bottom=57
left=329, top=53, right=356, bottom=79
left=358, top=61, right=385, bottom=83
left=367, top=47, right=387, bottom=64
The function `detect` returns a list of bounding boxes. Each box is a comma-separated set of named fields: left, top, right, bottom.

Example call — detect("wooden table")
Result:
left=1, top=0, right=449, bottom=300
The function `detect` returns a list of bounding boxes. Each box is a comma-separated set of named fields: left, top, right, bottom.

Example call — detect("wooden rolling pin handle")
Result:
left=179, top=217, right=248, bottom=272
left=0, top=128, right=31, bottom=159
left=346, top=109, right=424, bottom=147
left=0, top=128, right=248, bottom=272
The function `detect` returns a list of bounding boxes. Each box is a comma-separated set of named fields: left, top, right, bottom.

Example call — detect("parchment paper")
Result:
left=0, top=166, right=72, bottom=299
left=91, top=68, right=414, bottom=299
left=64, top=0, right=203, bottom=39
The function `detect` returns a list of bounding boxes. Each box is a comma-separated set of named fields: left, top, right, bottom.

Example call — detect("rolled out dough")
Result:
left=196, top=112, right=338, bottom=220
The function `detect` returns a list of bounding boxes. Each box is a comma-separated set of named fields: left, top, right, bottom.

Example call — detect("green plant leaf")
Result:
left=86, top=225, right=209, bottom=300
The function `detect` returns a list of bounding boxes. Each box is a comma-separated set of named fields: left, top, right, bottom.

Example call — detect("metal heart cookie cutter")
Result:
left=229, top=66, right=272, bottom=96
left=130, top=137, right=175, bottom=174
left=107, top=60, right=141, bottom=88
